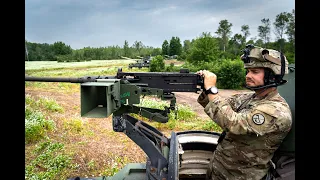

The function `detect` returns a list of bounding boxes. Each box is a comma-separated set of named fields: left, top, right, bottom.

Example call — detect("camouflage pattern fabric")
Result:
left=244, top=60, right=288, bottom=75
left=243, top=47, right=289, bottom=75
left=198, top=90, right=292, bottom=180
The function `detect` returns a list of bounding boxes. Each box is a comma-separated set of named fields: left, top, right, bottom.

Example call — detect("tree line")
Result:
left=25, top=9, right=294, bottom=63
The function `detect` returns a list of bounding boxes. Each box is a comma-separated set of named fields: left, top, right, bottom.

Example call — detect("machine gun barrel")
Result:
left=25, top=68, right=204, bottom=93
left=25, top=76, right=116, bottom=83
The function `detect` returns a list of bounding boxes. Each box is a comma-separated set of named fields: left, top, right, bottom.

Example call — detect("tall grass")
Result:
left=25, top=141, right=74, bottom=179
left=25, top=94, right=59, bottom=143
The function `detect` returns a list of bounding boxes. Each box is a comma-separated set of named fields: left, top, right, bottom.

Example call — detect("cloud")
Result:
left=25, top=0, right=295, bottom=49
left=151, top=6, right=177, bottom=15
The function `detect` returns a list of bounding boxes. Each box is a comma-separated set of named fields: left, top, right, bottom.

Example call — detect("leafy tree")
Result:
left=258, top=18, right=271, bottom=48
left=53, top=41, right=72, bottom=56
left=132, top=41, right=144, bottom=55
left=228, top=33, right=244, bottom=57
left=273, top=12, right=290, bottom=40
left=162, top=40, right=169, bottom=55
left=186, top=32, right=220, bottom=65
left=241, top=25, right=250, bottom=44
left=123, top=40, right=130, bottom=57
left=255, top=39, right=264, bottom=47
left=215, top=19, right=233, bottom=52
left=169, top=37, right=182, bottom=56
left=151, top=48, right=162, bottom=56
left=273, top=12, right=291, bottom=50
left=286, top=9, right=295, bottom=47
left=247, top=39, right=255, bottom=45
left=183, top=40, right=191, bottom=53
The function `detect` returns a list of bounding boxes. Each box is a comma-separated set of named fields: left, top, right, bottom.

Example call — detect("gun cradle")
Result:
left=112, top=114, right=170, bottom=180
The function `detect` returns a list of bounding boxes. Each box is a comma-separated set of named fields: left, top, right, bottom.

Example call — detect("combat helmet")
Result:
left=240, top=44, right=289, bottom=90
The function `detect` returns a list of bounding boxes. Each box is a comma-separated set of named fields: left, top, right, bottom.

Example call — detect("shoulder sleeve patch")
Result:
left=247, top=110, right=274, bottom=135
left=252, top=113, right=265, bottom=125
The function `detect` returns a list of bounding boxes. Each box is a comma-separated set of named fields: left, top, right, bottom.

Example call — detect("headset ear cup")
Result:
left=274, top=75, right=282, bottom=84
left=264, top=68, right=277, bottom=85
left=264, top=69, right=269, bottom=85
left=262, top=49, right=269, bottom=55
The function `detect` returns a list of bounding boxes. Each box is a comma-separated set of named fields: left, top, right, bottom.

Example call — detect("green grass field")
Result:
left=25, top=59, right=137, bottom=70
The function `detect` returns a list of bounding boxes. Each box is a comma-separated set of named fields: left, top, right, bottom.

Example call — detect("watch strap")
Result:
left=205, top=86, right=218, bottom=95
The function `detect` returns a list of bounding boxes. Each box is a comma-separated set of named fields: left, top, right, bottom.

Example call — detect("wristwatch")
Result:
left=205, top=86, right=218, bottom=95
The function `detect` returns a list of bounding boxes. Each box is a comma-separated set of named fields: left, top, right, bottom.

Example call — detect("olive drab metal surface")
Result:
left=105, top=163, right=147, bottom=180
left=119, top=84, right=142, bottom=105
left=81, top=79, right=121, bottom=118
left=277, top=64, right=295, bottom=154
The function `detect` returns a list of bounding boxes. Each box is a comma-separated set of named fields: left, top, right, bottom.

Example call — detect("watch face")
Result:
left=210, top=87, right=218, bottom=94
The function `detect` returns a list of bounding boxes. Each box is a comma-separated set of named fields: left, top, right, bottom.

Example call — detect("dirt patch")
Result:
left=164, top=59, right=184, bottom=66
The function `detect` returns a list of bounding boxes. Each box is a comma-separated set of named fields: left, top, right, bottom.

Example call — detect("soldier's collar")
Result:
left=253, top=88, right=278, bottom=100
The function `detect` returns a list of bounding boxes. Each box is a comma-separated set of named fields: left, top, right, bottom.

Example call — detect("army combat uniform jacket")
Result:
left=197, top=90, right=292, bottom=180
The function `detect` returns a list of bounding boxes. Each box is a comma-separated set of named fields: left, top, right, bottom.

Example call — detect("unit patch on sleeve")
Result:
left=252, top=113, right=265, bottom=125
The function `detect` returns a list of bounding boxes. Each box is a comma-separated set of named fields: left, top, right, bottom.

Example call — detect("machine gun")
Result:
left=25, top=68, right=214, bottom=180
left=26, top=68, right=203, bottom=122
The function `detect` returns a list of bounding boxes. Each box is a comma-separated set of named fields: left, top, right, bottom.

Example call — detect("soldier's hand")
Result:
left=196, top=70, right=217, bottom=89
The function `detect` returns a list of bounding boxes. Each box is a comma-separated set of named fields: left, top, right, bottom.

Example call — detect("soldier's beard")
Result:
left=246, top=80, right=259, bottom=87
left=245, top=80, right=266, bottom=91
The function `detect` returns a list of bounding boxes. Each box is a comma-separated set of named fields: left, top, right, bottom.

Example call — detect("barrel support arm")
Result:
left=112, top=114, right=169, bottom=180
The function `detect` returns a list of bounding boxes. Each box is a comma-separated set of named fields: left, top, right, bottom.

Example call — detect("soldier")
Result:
left=197, top=45, right=292, bottom=180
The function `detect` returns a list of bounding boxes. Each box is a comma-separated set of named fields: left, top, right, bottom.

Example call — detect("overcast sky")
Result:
left=25, top=0, right=295, bottom=50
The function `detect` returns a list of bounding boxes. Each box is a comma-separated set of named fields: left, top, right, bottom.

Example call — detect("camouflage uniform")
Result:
left=197, top=90, right=292, bottom=180
left=197, top=46, right=293, bottom=179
